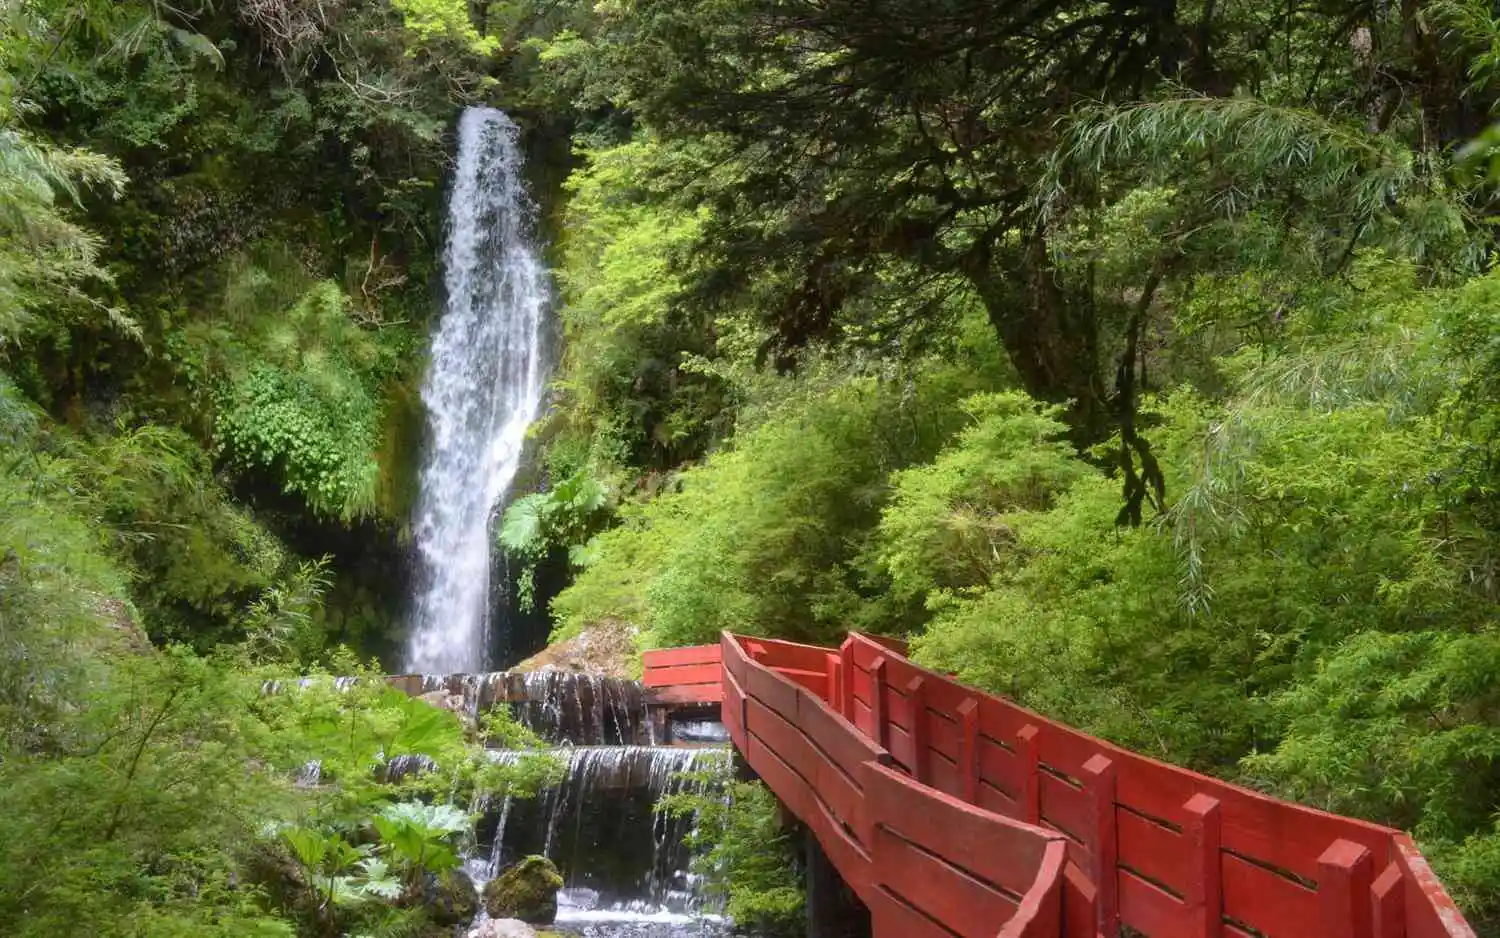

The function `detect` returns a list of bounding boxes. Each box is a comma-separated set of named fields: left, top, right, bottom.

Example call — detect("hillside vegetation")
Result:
left=4, top=0, right=1500, bottom=932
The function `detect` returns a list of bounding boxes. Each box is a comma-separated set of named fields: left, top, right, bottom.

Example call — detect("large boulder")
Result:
left=482, top=856, right=563, bottom=924
left=409, top=868, right=479, bottom=926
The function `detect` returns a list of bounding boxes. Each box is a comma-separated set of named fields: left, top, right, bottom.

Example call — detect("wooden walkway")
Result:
left=643, top=632, right=1477, bottom=938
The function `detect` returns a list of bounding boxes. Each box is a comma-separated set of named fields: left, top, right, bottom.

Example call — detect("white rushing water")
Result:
left=406, top=107, right=549, bottom=674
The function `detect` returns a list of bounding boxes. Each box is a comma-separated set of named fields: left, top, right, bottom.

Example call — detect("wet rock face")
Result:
left=483, top=855, right=564, bottom=924
left=389, top=671, right=654, bottom=746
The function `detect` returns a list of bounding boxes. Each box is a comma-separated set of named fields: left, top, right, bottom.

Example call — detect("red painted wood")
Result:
left=850, top=660, right=873, bottom=707
left=744, top=657, right=800, bottom=724
left=1002, top=841, right=1067, bottom=938
left=1183, top=794, right=1223, bottom=938
left=810, top=795, right=876, bottom=904
left=1039, top=770, right=1089, bottom=844
left=839, top=638, right=855, bottom=719
left=642, top=662, right=721, bottom=687
left=1017, top=725, right=1041, bottom=825
left=873, top=824, right=1021, bottom=938
left=1119, top=867, right=1192, bottom=938
left=798, top=689, right=889, bottom=780
left=775, top=666, right=830, bottom=698
left=880, top=675, right=914, bottom=731
left=1222, top=851, right=1319, bottom=938
left=746, top=697, right=819, bottom=787
left=1061, top=862, right=1099, bottom=938
left=650, top=684, right=723, bottom=704
left=746, top=731, right=813, bottom=822
left=867, top=887, right=953, bottom=938
left=905, top=677, right=929, bottom=784
left=864, top=761, right=1052, bottom=895
left=958, top=698, right=980, bottom=804
left=1372, top=862, right=1406, bottom=938
left=925, top=751, right=964, bottom=801
left=1082, top=754, right=1119, bottom=937
left=860, top=633, right=911, bottom=657
left=978, top=733, right=1023, bottom=800
left=640, top=636, right=1478, bottom=938
left=1321, top=839, right=1374, bottom=938
left=641, top=645, right=721, bottom=668
left=926, top=706, right=962, bottom=763
left=1118, top=806, right=1189, bottom=898
left=851, top=696, right=875, bottom=739
left=1394, top=834, right=1468, bottom=938
left=978, top=778, right=1022, bottom=820
left=721, top=668, right=746, bottom=747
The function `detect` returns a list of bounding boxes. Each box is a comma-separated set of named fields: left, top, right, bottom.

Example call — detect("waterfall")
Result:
left=406, top=107, right=549, bottom=675
left=475, top=746, right=726, bottom=919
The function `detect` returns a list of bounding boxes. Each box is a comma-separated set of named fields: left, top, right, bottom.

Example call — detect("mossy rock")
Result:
left=409, top=868, right=478, bottom=926
left=482, top=856, right=564, bottom=924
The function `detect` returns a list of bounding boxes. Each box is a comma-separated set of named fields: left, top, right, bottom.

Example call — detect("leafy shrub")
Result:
left=660, top=755, right=805, bottom=934
left=212, top=282, right=386, bottom=520
left=554, top=360, right=999, bottom=647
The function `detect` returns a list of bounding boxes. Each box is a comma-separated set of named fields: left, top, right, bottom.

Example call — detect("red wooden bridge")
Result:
left=643, top=632, right=1476, bottom=938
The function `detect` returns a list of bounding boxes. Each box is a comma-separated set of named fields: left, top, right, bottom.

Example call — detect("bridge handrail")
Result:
left=642, top=645, right=724, bottom=704
left=720, top=631, right=1084, bottom=937
left=647, top=632, right=1477, bottom=938
left=836, top=631, right=1477, bottom=938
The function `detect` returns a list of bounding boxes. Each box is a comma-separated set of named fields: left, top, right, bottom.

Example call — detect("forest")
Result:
left=1, top=0, right=1499, bottom=934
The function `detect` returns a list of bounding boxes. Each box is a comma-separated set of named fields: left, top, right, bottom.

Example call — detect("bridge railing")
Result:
left=721, top=632, right=1088, bottom=937
left=641, top=644, right=724, bottom=704
left=648, top=632, right=1477, bottom=938
left=836, top=632, right=1473, bottom=938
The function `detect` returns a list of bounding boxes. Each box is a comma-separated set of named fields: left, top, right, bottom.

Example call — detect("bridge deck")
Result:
left=645, top=631, right=1476, bottom=938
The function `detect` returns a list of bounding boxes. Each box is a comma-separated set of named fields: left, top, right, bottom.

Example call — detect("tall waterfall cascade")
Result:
left=406, top=107, right=549, bottom=675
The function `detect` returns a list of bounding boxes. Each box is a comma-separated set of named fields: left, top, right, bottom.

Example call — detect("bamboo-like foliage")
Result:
left=0, top=123, right=128, bottom=344
left=1044, top=94, right=1481, bottom=276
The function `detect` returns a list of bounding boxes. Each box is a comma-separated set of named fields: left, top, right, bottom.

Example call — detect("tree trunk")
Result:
left=967, top=232, right=1109, bottom=444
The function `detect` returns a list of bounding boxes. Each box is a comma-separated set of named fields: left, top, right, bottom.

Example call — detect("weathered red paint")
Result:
left=645, top=634, right=1478, bottom=938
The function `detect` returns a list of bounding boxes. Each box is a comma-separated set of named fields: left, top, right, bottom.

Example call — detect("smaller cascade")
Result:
left=389, top=670, right=656, bottom=746
left=475, top=746, right=723, bottom=918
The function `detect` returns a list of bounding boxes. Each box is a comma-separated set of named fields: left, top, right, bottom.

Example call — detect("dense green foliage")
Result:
left=661, top=756, right=805, bottom=936
left=500, top=0, right=1500, bottom=928
left=7, top=0, right=1500, bottom=930
left=0, top=7, right=561, bottom=933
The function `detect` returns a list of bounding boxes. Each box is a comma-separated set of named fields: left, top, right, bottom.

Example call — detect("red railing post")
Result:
left=1371, top=863, right=1405, bottom=938
left=1081, top=754, right=1118, bottom=937
left=1063, top=862, right=1100, bottom=938
left=957, top=697, right=980, bottom=804
left=824, top=652, right=841, bottom=709
left=1017, top=724, right=1041, bottom=824
left=870, top=656, right=889, bottom=751
left=1184, top=793, right=1223, bottom=938
left=1320, top=839, right=1374, bottom=938
left=906, top=676, right=928, bottom=784
left=839, top=637, right=855, bottom=720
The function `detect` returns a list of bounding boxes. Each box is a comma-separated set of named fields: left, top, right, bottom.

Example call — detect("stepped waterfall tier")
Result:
left=474, top=746, right=724, bottom=926
left=407, top=106, right=549, bottom=675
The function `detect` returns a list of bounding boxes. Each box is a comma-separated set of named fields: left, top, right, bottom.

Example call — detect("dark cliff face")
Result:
left=488, top=544, right=572, bottom=670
